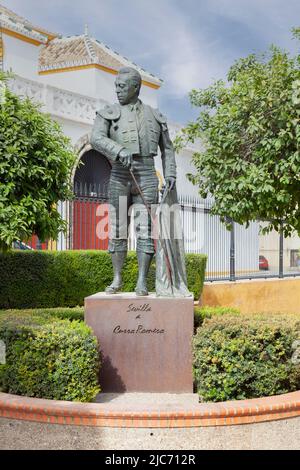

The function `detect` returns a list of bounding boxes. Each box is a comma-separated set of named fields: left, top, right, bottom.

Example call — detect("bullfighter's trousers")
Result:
left=108, top=156, right=159, bottom=254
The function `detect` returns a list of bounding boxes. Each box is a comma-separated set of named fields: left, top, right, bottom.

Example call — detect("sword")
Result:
left=129, top=167, right=173, bottom=286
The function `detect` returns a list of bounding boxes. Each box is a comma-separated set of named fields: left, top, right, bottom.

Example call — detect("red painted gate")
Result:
left=72, top=199, right=109, bottom=250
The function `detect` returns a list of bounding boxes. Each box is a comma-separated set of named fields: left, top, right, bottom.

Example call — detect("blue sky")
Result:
left=2, top=0, right=300, bottom=124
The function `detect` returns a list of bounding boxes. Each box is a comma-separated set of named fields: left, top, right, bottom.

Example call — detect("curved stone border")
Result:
left=1, top=392, right=300, bottom=428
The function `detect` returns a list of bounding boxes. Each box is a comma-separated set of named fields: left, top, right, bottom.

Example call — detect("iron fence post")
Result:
left=230, top=218, right=236, bottom=281
left=279, top=222, right=284, bottom=278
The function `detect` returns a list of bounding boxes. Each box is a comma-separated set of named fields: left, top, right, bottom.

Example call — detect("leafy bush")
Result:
left=0, top=251, right=207, bottom=309
left=0, top=311, right=100, bottom=401
left=0, top=72, right=76, bottom=251
left=0, top=307, right=85, bottom=322
left=40, top=307, right=84, bottom=321
left=175, top=33, right=300, bottom=236
left=193, top=313, right=300, bottom=402
left=194, top=306, right=240, bottom=330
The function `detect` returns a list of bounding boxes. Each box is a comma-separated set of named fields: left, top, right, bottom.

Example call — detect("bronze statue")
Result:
left=90, top=67, right=178, bottom=296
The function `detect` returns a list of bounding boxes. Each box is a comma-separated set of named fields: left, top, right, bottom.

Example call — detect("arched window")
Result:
left=72, top=149, right=111, bottom=250
left=73, top=149, right=111, bottom=199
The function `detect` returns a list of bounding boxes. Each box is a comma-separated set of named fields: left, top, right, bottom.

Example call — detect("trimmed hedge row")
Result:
left=0, top=305, right=224, bottom=328
left=1, top=307, right=299, bottom=403
left=193, top=313, right=300, bottom=402
left=0, top=310, right=100, bottom=401
left=0, top=307, right=86, bottom=322
left=0, top=250, right=207, bottom=309
left=194, top=306, right=240, bottom=331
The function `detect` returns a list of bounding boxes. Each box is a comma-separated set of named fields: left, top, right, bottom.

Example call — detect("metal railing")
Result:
left=23, top=185, right=300, bottom=283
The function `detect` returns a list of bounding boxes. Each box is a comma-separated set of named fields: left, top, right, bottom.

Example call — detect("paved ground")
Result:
left=1, top=393, right=300, bottom=450
left=1, top=416, right=300, bottom=450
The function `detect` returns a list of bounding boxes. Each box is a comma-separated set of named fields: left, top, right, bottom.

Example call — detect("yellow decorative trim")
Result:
left=142, top=79, right=160, bottom=90
left=206, top=269, right=260, bottom=277
left=39, top=63, right=161, bottom=89
left=1, top=27, right=43, bottom=46
left=39, top=63, right=94, bottom=75
left=33, top=28, right=57, bottom=41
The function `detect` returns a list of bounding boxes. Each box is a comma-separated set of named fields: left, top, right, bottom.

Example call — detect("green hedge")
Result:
left=0, top=306, right=238, bottom=331
left=2, top=305, right=225, bottom=328
left=0, top=251, right=207, bottom=309
left=194, top=306, right=240, bottom=331
left=0, top=307, right=85, bottom=322
left=0, top=311, right=100, bottom=401
left=193, top=313, right=300, bottom=402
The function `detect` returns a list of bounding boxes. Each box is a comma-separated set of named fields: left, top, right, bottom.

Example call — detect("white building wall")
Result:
left=139, top=84, right=158, bottom=108
left=203, top=211, right=230, bottom=276
left=235, top=222, right=260, bottom=273
left=202, top=216, right=259, bottom=277
left=94, top=69, right=158, bottom=107
left=153, top=147, right=199, bottom=195
left=3, top=34, right=41, bottom=81
left=259, top=227, right=300, bottom=271
left=94, top=70, right=118, bottom=102
left=40, top=68, right=97, bottom=97
left=175, top=148, right=200, bottom=198
left=54, top=116, right=92, bottom=144
left=40, top=67, right=159, bottom=107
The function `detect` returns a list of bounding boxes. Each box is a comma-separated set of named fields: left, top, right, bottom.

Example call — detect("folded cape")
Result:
left=155, top=187, right=192, bottom=298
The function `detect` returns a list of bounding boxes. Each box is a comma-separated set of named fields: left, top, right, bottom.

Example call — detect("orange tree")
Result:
left=0, top=73, right=76, bottom=251
left=175, top=30, right=300, bottom=236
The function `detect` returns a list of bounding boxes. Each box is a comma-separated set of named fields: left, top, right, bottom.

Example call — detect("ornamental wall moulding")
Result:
left=7, top=75, right=107, bottom=125
left=8, top=76, right=44, bottom=104
left=6, top=77, right=196, bottom=151
left=52, top=89, right=106, bottom=123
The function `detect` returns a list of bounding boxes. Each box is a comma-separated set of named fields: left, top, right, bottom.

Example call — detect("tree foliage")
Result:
left=0, top=73, right=77, bottom=251
left=175, top=32, right=300, bottom=236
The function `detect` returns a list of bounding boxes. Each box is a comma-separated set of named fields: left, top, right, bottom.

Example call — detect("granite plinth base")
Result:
left=84, top=293, right=194, bottom=393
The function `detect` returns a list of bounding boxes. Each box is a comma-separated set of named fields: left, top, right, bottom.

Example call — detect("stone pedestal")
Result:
left=84, top=293, right=194, bottom=392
